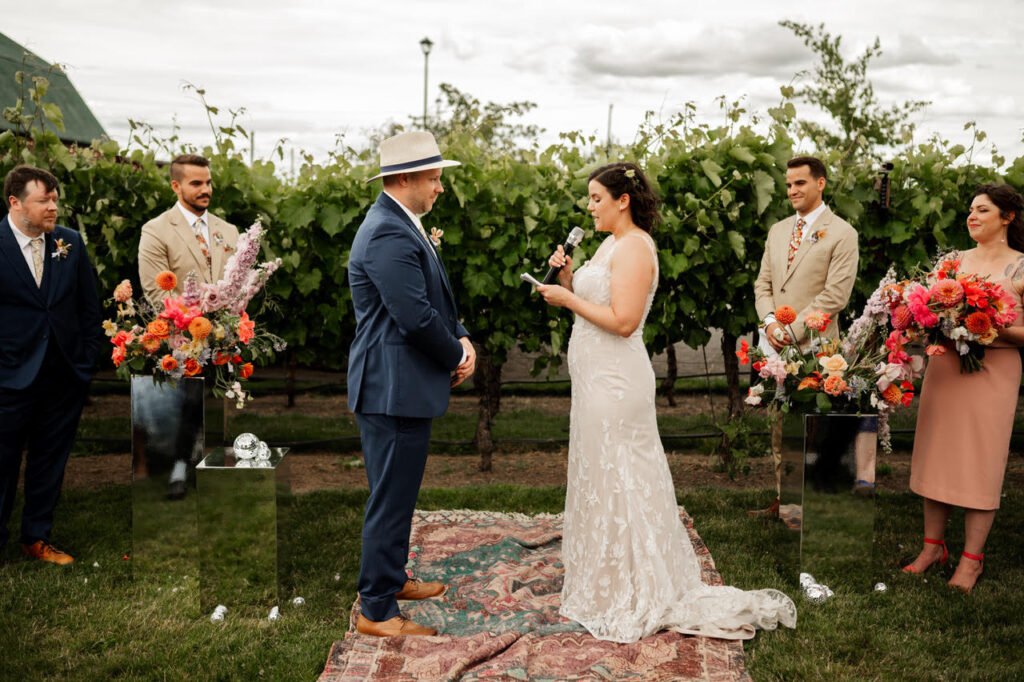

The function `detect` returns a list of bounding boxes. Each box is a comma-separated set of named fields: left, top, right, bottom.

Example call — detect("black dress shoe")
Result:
left=167, top=480, right=187, bottom=500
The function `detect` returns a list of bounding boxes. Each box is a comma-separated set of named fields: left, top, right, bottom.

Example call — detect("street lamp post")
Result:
left=419, top=37, right=433, bottom=130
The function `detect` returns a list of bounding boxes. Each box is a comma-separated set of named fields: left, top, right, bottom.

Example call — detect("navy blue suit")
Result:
left=347, top=193, right=467, bottom=621
left=0, top=217, right=102, bottom=548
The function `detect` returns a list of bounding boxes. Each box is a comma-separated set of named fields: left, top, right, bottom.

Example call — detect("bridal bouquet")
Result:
left=740, top=296, right=924, bottom=452
left=881, top=254, right=1018, bottom=373
left=103, top=222, right=286, bottom=408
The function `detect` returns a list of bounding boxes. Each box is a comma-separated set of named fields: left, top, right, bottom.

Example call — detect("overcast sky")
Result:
left=3, top=0, right=1022, bottom=169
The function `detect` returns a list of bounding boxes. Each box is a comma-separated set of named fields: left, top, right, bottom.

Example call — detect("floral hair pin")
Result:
left=51, top=238, right=71, bottom=260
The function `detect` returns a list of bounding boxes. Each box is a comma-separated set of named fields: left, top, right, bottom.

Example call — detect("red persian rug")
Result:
left=318, top=509, right=751, bottom=681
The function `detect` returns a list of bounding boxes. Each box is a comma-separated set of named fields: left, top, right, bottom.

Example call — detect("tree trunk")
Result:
left=473, top=347, right=502, bottom=472
left=660, top=342, right=677, bottom=407
left=721, top=331, right=742, bottom=419
left=286, top=350, right=297, bottom=408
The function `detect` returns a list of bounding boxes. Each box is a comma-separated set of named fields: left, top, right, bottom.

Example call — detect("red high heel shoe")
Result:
left=949, top=551, right=984, bottom=594
left=901, top=537, right=949, bottom=574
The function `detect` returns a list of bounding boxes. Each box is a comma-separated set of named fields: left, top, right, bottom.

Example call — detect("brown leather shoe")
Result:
left=747, top=497, right=780, bottom=519
left=396, top=578, right=447, bottom=600
left=21, top=540, right=75, bottom=565
left=355, top=613, right=437, bottom=637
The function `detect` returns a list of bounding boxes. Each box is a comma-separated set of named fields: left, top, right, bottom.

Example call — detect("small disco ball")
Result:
left=874, top=582, right=888, bottom=593
left=254, top=441, right=271, bottom=461
left=804, top=584, right=831, bottom=603
left=233, top=432, right=260, bottom=460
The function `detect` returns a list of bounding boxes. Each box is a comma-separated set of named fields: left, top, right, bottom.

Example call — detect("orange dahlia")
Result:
left=188, top=316, right=213, bottom=340
left=965, top=312, right=992, bottom=335
left=140, top=333, right=162, bottom=354
left=775, top=306, right=797, bottom=326
left=155, top=271, right=178, bottom=292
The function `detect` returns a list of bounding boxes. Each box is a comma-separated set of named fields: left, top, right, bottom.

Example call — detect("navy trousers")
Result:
left=0, top=341, right=88, bottom=548
left=355, top=412, right=432, bottom=622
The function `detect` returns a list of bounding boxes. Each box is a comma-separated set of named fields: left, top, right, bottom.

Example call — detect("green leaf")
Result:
left=752, top=170, right=775, bottom=216
left=699, top=159, right=723, bottom=187
left=728, top=146, right=756, bottom=165
left=726, top=231, right=745, bottom=259
left=815, top=393, right=833, bottom=412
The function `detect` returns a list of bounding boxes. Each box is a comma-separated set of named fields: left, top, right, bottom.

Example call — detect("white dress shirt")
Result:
left=176, top=202, right=210, bottom=243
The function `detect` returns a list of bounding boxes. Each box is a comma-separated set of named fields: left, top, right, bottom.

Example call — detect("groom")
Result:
left=347, top=131, right=475, bottom=636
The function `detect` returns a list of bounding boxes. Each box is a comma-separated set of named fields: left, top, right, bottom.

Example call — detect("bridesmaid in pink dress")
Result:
left=904, top=184, right=1024, bottom=593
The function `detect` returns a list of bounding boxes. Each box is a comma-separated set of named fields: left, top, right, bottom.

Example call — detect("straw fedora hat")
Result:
left=367, top=130, right=461, bottom=182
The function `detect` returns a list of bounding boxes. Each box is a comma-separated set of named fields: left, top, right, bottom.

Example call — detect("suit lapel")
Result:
left=782, top=209, right=832, bottom=287
left=208, top=216, right=227, bottom=283
left=43, top=231, right=63, bottom=303
left=169, top=209, right=212, bottom=281
left=378, top=194, right=457, bottom=307
left=0, top=217, right=47, bottom=302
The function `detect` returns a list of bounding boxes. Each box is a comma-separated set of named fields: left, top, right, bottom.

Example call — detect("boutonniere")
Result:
left=808, top=229, right=827, bottom=244
left=51, top=238, right=71, bottom=260
left=429, top=227, right=444, bottom=248
left=213, top=231, right=234, bottom=253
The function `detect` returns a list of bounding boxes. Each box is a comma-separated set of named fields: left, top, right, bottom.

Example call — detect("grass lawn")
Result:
left=2, top=484, right=1022, bottom=681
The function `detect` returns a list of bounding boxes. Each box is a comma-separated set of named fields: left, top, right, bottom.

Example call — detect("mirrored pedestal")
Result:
left=131, top=377, right=204, bottom=609
left=780, top=413, right=878, bottom=589
left=196, top=447, right=291, bottom=614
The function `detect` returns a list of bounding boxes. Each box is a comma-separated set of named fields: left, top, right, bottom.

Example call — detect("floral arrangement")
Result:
left=103, top=222, right=286, bottom=408
left=878, top=253, right=1018, bottom=373
left=740, top=294, right=924, bottom=452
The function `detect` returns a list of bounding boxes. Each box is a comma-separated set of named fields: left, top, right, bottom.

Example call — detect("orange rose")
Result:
left=240, top=362, right=254, bottom=380
left=188, top=316, right=212, bottom=340
left=797, top=374, right=821, bottom=391
left=140, top=333, right=162, bottom=354
left=146, top=319, right=171, bottom=340
left=823, top=374, right=848, bottom=396
left=213, top=352, right=231, bottom=366
left=775, top=306, right=797, bottom=326
left=111, top=345, right=126, bottom=368
left=155, top=271, right=178, bottom=292
left=183, top=358, right=202, bottom=377
left=160, top=355, right=178, bottom=372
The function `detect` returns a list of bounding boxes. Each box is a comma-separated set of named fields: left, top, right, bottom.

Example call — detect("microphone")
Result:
left=542, top=227, right=585, bottom=284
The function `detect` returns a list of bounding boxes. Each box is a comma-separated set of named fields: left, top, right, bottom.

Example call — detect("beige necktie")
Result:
left=30, top=237, right=44, bottom=287
left=193, top=218, right=212, bottom=272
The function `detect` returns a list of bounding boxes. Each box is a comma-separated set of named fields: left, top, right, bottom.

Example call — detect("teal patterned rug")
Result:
left=319, top=509, right=749, bottom=681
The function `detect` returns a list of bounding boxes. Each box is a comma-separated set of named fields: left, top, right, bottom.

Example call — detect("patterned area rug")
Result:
left=319, top=509, right=751, bottom=681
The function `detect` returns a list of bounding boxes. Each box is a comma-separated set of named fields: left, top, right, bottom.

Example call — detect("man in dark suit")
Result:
left=347, top=131, right=475, bottom=636
left=0, top=165, right=102, bottom=564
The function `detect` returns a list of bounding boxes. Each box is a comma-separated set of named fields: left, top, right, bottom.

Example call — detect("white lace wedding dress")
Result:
left=559, top=233, right=797, bottom=642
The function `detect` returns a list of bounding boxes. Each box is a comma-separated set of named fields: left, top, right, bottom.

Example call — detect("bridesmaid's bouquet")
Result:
left=882, top=254, right=1018, bottom=373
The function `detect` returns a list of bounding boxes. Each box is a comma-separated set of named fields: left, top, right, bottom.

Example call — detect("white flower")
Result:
left=745, top=384, right=764, bottom=406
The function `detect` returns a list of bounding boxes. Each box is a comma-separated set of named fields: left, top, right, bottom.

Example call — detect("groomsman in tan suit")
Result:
left=750, top=156, right=859, bottom=517
left=138, top=154, right=239, bottom=304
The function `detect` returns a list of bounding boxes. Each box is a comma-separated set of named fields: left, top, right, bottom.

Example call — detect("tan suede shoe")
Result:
left=21, top=540, right=74, bottom=566
left=355, top=613, right=437, bottom=637
left=396, top=578, right=447, bottom=600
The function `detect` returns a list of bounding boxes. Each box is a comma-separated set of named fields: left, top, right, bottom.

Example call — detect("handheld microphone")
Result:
left=542, top=227, right=585, bottom=284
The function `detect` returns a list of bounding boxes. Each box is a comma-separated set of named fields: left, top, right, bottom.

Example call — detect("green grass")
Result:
left=2, top=484, right=1023, bottom=680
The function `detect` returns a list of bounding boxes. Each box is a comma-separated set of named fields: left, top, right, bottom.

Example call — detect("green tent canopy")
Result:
left=0, top=31, right=106, bottom=145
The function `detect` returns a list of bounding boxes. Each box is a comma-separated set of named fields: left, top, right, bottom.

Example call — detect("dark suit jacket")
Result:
left=0, top=217, right=103, bottom=389
left=347, top=193, right=468, bottom=418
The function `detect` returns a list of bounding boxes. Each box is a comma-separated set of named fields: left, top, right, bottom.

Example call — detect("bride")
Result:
left=536, top=162, right=797, bottom=642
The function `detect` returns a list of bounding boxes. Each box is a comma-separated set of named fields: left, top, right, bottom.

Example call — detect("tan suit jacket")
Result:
left=754, top=206, right=858, bottom=345
left=138, top=206, right=239, bottom=304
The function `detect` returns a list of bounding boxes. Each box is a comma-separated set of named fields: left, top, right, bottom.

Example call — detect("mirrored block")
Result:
left=777, top=412, right=804, bottom=583
left=131, top=376, right=204, bottom=610
left=196, top=447, right=291, bottom=615
left=800, top=414, right=877, bottom=588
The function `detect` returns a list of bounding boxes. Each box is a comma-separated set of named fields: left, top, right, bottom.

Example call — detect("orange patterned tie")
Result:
left=787, top=217, right=806, bottom=265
